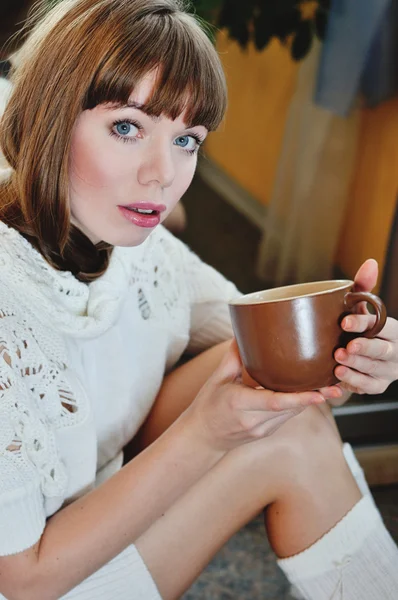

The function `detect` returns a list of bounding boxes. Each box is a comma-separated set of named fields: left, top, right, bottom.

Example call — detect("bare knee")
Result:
left=263, top=406, right=361, bottom=557
left=275, top=404, right=341, bottom=453
left=268, top=405, right=348, bottom=490
left=236, top=405, right=346, bottom=500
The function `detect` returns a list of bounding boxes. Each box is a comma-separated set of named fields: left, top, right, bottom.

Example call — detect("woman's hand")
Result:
left=320, top=259, right=398, bottom=402
left=184, top=340, right=325, bottom=453
left=333, top=313, right=398, bottom=395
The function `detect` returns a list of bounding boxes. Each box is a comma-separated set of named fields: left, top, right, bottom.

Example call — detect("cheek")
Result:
left=174, top=158, right=196, bottom=196
left=70, top=129, right=130, bottom=190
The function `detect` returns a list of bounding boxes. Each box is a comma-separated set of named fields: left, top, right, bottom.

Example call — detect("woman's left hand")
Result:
left=320, top=259, right=398, bottom=402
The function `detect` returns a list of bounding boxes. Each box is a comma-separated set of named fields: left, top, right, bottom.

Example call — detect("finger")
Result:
left=212, top=339, right=243, bottom=383
left=334, top=365, right=389, bottom=395
left=318, top=385, right=343, bottom=400
left=353, top=259, right=378, bottom=293
left=335, top=348, right=398, bottom=379
left=339, top=337, right=397, bottom=362
left=238, top=387, right=325, bottom=412
left=337, top=381, right=364, bottom=395
left=353, top=258, right=378, bottom=315
left=342, top=314, right=376, bottom=333
left=342, top=315, right=398, bottom=341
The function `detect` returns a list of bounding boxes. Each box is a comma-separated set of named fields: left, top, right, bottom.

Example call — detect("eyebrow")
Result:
left=105, top=100, right=200, bottom=130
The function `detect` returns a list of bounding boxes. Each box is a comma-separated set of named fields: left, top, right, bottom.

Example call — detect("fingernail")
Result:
left=331, top=388, right=343, bottom=398
left=336, top=349, right=347, bottom=361
left=344, top=318, right=353, bottom=330
left=312, top=395, right=325, bottom=404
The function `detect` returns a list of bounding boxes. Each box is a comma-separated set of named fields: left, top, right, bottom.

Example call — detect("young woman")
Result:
left=0, top=1, right=397, bottom=599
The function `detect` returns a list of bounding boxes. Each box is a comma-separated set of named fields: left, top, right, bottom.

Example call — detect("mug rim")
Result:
left=229, top=279, right=354, bottom=307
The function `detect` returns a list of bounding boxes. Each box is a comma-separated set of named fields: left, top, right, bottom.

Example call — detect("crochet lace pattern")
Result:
left=0, top=220, right=236, bottom=501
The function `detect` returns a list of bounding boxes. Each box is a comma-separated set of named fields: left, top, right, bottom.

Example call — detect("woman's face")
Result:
left=69, top=72, right=207, bottom=246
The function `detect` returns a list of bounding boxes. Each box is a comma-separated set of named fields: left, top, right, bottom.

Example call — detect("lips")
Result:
left=122, top=202, right=166, bottom=214
left=126, top=207, right=157, bottom=215
left=118, top=203, right=166, bottom=229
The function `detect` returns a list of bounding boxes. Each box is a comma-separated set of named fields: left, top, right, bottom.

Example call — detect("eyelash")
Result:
left=185, top=134, right=204, bottom=155
left=109, top=119, right=204, bottom=155
left=109, top=119, right=142, bottom=144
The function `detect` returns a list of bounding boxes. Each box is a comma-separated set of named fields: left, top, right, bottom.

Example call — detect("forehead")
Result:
left=117, top=71, right=193, bottom=126
left=131, top=71, right=158, bottom=104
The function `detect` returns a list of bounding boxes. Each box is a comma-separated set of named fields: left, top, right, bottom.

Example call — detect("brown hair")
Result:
left=0, top=0, right=227, bottom=282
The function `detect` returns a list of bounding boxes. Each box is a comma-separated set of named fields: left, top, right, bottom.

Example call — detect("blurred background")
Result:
left=1, top=1, right=397, bottom=598
left=185, top=0, right=398, bottom=467
left=186, top=0, right=398, bottom=488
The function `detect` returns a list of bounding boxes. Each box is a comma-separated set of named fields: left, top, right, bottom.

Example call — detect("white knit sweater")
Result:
left=0, top=220, right=238, bottom=560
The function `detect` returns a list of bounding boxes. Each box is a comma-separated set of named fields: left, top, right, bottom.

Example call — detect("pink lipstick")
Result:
left=118, top=202, right=166, bottom=229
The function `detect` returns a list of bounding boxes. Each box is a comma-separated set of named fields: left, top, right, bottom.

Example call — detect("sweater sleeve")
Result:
left=170, top=232, right=243, bottom=354
left=0, top=315, right=63, bottom=555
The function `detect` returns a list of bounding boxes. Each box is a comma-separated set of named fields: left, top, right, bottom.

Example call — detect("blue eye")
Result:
left=111, top=119, right=141, bottom=143
left=115, top=121, right=140, bottom=137
left=174, top=135, right=202, bottom=153
left=175, top=136, right=190, bottom=148
left=116, top=122, right=132, bottom=136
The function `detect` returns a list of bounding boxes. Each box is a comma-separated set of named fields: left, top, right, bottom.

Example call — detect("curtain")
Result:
left=381, top=200, right=398, bottom=320
left=256, top=40, right=360, bottom=285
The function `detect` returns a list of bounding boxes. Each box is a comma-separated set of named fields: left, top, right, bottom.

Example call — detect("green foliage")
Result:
left=192, top=0, right=330, bottom=60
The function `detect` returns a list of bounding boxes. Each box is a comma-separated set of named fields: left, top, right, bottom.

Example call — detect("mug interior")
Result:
left=229, top=280, right=354, bottom=306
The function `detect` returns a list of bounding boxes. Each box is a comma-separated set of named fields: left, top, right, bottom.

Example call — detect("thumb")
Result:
left=354, top=258, right=378, bottom=292
left=212, top=339, right=243, bottom=384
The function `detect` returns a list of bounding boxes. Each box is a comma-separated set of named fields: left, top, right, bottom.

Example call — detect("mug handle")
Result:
left=343, top=291, right=387, bottom=338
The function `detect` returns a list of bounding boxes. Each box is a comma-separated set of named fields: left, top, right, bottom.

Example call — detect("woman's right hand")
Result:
left=184, top=340, right=326, bottom=453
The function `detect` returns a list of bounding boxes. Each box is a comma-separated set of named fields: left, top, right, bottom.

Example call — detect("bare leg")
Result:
left=130, top=343, right=397, bottom=600
left=136, top=405, right=361, bottom=599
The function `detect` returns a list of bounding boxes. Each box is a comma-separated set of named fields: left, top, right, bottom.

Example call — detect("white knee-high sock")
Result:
left=281, top=444, right=398, bottom=600
left=289, top=443, right=375, bottom=599
left=341, top=443, right=375, bottom=503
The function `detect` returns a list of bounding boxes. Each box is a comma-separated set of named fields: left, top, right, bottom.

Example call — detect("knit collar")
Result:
left=0, top=220, right=148, bottom=338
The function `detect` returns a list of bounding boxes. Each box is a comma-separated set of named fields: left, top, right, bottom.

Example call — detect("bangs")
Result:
left=85, top=10, right=227, bottom=131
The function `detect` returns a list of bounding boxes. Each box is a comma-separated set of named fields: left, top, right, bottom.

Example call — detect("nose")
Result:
left=137, top=141, right=175, bottom=189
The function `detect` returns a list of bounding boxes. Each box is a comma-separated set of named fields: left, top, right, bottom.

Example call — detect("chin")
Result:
left=100, top=225, right=155, bottom=248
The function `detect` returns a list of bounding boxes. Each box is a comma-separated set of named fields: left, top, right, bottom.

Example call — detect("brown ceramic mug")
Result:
left=229, top=280, right=387, bottom=393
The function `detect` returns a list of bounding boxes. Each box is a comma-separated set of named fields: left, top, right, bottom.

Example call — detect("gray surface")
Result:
left=182, top=486, right=398, bottom=600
